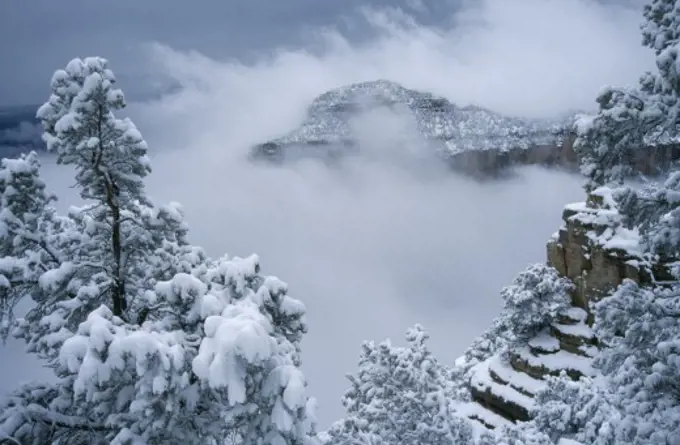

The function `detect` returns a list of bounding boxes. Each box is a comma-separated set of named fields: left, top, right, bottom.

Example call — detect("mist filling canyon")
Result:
left=22, top=133, right=584, bottom=428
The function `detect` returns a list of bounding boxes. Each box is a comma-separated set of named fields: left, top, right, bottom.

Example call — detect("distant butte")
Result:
left=251, top=80, right=680, bottom=177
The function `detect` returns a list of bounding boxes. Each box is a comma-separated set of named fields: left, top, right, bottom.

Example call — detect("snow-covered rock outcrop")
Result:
left=464, top=187, right=674, bottom=430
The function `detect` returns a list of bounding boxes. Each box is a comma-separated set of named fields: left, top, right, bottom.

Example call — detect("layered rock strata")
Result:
left=463, top=187, right=670, bottom=430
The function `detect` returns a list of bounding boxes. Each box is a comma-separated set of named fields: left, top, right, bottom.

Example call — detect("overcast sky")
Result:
left=0, top=0, right=657, bottom=430
left=0, top=0, right=460, bottom=105
left=1, top=0, right=650, bottom=109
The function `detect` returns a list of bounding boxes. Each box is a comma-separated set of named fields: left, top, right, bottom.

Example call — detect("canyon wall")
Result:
left=446, top=132, right=680, bottom=177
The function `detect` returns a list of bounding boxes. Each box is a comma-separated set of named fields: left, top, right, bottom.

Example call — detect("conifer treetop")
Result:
left=37, top=56, right=151, bottom=206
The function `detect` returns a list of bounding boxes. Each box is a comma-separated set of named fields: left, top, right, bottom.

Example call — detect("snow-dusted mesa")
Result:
left=274, top=80, right=569, bottom=150
left=251, top=79, right=577, bottom=175
left=252, top=79, right=680, bottom=178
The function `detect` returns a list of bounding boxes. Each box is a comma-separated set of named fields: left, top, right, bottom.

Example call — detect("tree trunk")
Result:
left=110, top=200, right=126, bottom=317
left=95, top=104, right=126, bottom=318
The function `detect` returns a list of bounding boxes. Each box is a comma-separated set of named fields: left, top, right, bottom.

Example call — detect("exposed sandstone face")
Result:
left=464, top=187, right=664, bottom=429
left=443, top=134, right=578, bottom=176
left=445, top=133, right=680, bottom=177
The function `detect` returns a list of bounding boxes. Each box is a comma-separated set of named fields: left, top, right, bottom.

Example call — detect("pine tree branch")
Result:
left=23, top=404, right=109, bottom=432
left=21, top=233, right=62, bottom=266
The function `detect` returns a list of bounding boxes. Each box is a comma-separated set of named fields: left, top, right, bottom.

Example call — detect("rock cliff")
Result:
left=462, top=187, right=674, bottom=430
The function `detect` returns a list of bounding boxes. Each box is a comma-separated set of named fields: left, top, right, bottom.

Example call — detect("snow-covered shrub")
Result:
left=326, top=325, right=474, bottom=445
left=531, top=373, right=619, bottom=445
left=477, top=423, right=555, bottom=445
left=458, top=263, right=572, bottom=373
left=498, top=264, right=573, bottom=346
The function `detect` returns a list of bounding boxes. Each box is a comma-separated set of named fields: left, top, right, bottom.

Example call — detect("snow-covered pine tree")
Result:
left=573, top=0, right=680, bottom=269
left=615, top=169, right=680, bottom=267
left=457, top=263, right=572, bottom=369
left=0, top=151, right=58, bottom=340
left=36, top=56, right=156, bottom=319
left=327, top=325, right=474, bottom=445
left=575, top=0, right=680, bottom=191
left=573, top=88, right=652, bottom=191
left=0, top=57, right=317, bottom=445
left=640, top=0, right=680, bottom=112
left=590, top=279, right=680, bottom=443
left=495, top=263, right=573, bottom=350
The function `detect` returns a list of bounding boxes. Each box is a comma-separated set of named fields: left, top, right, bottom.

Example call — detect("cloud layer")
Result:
left=1, top=0, right=650, bottom=429
left=132, top=0, right=652, bottom=122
